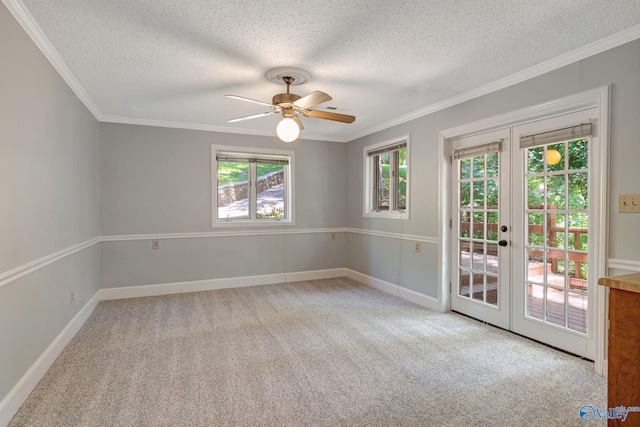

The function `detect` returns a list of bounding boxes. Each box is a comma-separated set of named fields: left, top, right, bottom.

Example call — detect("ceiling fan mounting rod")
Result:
left=282, top=76, right=295, bottom=94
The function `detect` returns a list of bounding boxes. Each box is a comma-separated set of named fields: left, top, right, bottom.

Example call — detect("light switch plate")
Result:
left=618, top=194, right=640, bottom=213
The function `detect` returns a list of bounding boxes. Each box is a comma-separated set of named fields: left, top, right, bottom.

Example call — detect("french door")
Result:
left=450, top=128, right=511, bottom=330
left=450, top=109, right=597, bottom=359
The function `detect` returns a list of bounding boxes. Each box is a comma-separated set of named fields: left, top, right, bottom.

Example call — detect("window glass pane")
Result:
left=568, top=139, right=588, bottom=171
left=397, top=148, right=407, bottom=210
left=217, top=161, right=250, bottom=219
left=375, top=153, right=391, bottom=210
left=256, top=163, right=285, bottom=219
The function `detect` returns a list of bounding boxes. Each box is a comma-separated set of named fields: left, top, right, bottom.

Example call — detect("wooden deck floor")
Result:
left=459, top=252, right=587, bottom=333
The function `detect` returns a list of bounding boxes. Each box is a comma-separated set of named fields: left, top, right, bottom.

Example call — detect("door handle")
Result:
left=498, top=240, right=508, bottom=247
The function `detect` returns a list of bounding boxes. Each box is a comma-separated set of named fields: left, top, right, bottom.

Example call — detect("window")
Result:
left=363, top=136, right=409, bottom=218
left=212, top=145, right=294, bottom=225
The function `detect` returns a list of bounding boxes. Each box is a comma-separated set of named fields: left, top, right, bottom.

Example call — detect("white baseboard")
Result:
left=99, top=268, right=349, bottom=301
left=345, top=269, right=442, bottom=312
left=0, top=293, right=100, bottom=427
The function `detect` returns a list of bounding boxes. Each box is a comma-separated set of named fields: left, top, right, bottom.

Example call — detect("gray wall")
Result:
left=0, top=3, right=100, bottom=402
left=346, top=39, right=640, bottom=298
left=99, top=124, right=348, bottom=287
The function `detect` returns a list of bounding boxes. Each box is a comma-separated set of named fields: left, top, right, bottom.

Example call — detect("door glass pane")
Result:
left=524, top=139, right=589, bottom=334
left=546, top=287, right=566, bottom=327
left=547, top=175, right=565, bottom=210
left=459, top=270, right=470, bottom=297
left=568, top=291, right=587, bottom=333
left=456, top=151, right=501, bottom=307
left=568, top=173, right=588, bottom=210
left=460, top=211, right=471, bottom=238
left=472, top=244, right=485, bottom=271
left=528, top=147, right=544, bottom=174
left=473, top=156, right=485, bottom=178
left=528, top=213, right=544, bottom=246
left=473, top=212, right=485, bottom=239
left=460, top=182, right=471, bottom=207
left=473, top=181, right=484, bottom=207
left=472, top=273, right=484, bottom=301
left=256, top=163, right=285, bottom=219
left=527, top=284, right=544, bottom=320
left=546, top=143, right=565, bottom=172
left=460, top=158, right=471, bottom=179
left=568, top=139, right=588, bottom=170
left=528, top=176, right=544, bottom=207
left=217, top=161, right=250, bottom=219
left=487, top=212, right=498, bottom=241
left=526, top=248, right=545, bottom=284
left=547, top=213, right=565, bottom=248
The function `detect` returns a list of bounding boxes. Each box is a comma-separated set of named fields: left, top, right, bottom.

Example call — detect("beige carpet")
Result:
left=9, top=277, right=606, bottom=426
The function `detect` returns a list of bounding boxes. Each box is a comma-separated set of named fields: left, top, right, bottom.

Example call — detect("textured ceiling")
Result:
left=12, top=0, right=640, bottom=142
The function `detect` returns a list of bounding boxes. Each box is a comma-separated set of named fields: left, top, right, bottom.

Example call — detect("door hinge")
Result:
left=449, top=155, right=453, bottom=165
left=449, top=219, right=452, bottom=229
left=449, top=282, right=452, bottom=292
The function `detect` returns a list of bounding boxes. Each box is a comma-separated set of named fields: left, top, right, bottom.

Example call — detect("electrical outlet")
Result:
left=331, top=233, right=336, bottom=240
left=152, top=239, right=160, bottom=249
left=415, top=242, right=420, bottom=252
left=618, top=194, right=640, bottom=213
left=70, top=291, right=74, bottom=304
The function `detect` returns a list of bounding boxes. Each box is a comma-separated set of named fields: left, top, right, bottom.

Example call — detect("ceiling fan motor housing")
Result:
left=272, top=93, right=301, bottom=106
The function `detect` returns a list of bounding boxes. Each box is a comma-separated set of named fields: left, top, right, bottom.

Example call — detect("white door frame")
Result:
left=437, top=85, right=610, bottom=375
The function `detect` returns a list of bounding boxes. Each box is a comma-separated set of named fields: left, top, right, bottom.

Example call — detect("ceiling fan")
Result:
left=226, top=70, right=356, bottom=142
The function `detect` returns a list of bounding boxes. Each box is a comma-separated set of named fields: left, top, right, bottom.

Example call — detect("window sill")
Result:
left=363, top=211, right=409, bottom=220
left=213, top=218, right=295, bottom=227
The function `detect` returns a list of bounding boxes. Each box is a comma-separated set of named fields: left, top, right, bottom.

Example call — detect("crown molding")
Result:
left=345, top=24, right=640, bottom=142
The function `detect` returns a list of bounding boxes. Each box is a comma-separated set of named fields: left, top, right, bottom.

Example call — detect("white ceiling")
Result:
left=9, top=0, right=640, bottom=142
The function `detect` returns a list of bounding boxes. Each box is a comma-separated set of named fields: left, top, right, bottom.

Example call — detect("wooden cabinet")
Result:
left=598, top=274, right=640, bottom=426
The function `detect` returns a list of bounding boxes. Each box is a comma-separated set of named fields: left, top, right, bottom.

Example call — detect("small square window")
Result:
left=363, top=136, right=410, bottom=218
left=212, top=145, right=294, bottom=226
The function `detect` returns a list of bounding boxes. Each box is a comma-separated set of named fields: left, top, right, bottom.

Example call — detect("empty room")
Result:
left=2, top=1, right=640, bottom=426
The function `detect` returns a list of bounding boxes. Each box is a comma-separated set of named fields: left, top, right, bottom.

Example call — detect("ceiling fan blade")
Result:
left=227, top=112, right=275, bottom=123
left=293, top=91, right=332, bottom=110
left=292, top=115, right=304, bottom=131
left=225, top=94, right=275, bottom=108
left=302, top=109, right=356, bottom=123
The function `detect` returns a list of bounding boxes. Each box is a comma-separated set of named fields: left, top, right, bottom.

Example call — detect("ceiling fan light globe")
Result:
left=277, top=117, right=300, bottom=142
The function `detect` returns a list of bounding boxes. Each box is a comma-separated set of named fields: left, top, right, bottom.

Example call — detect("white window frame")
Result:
left=363, top=135, right=410, bottom=219
left=211, top=145, right=295, bottom=227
